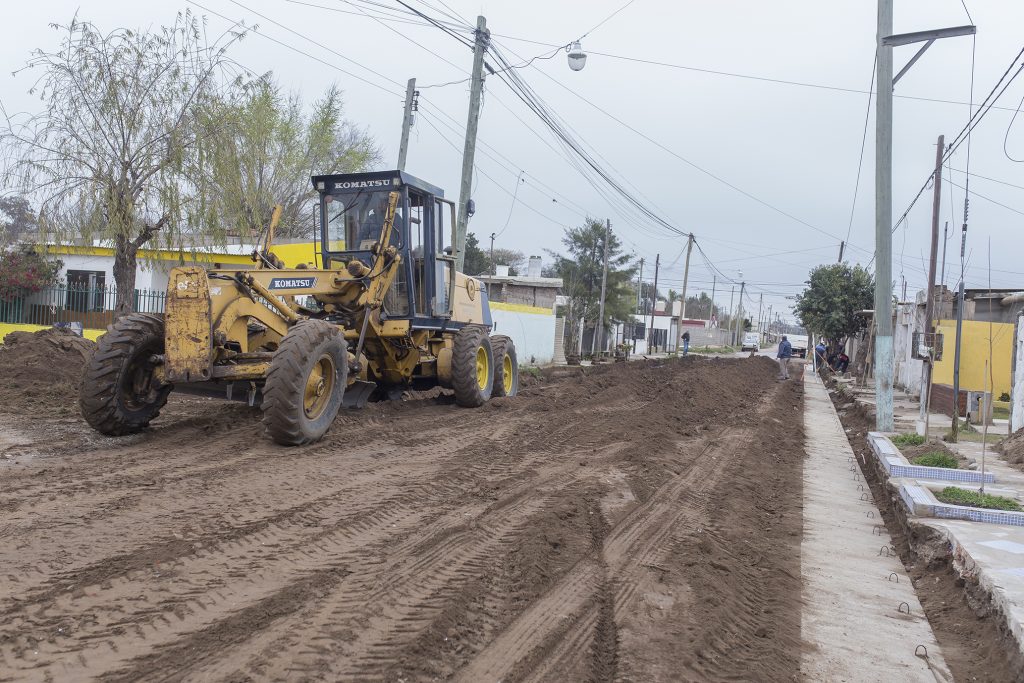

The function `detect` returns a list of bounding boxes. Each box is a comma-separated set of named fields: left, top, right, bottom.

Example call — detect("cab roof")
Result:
left=311, top=170, right=445, bottom=198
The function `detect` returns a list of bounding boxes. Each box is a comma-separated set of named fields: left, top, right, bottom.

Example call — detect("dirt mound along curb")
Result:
left=0, top=326, right=96, bottom=416
left=1000, top=428, right=1024, bottom=465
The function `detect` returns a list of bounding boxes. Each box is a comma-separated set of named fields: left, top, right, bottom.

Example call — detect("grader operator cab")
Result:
left=79, top=170, right=519, bottom=445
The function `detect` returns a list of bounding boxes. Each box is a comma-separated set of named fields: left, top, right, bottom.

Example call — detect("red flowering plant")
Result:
left=0, top=247, right=63, bottom=302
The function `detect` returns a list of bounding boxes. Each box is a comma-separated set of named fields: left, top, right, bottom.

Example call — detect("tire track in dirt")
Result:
left=0, top=356, right=801, bottom=683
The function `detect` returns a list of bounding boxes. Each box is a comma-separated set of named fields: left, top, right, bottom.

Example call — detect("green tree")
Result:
left=547, top=218, right=637, bottom=354
left=0, top=197, right=38, bottom=244
left=463, top=232, right=489, bottom=275
left=795, top=263, right=874, bottom=343
left=488, top=247, right=526, bottom=275
left=201, top=78, right=379, bottom=238
left=1, top=13, right=247, bottom=317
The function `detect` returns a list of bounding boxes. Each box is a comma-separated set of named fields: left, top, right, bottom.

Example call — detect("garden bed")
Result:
left=890, top=434, right=971, bottom=470
left=934, top=486, right=1022, bottom=512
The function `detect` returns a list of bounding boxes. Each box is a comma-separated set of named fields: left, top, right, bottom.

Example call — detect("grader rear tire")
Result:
left=262, top=320, right=348, bottom=446
left=452, top=326, right=494, bottom=407
left=490, top=335, right=519, bottom=397
left=79, top=313, right=172, bottom=435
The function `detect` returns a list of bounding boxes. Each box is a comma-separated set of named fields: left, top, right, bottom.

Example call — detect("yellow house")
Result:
left=932, top=318, right=1014, bottom=398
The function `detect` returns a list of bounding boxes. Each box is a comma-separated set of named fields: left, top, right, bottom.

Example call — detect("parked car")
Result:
left=741, top=332, right=760, bottom=352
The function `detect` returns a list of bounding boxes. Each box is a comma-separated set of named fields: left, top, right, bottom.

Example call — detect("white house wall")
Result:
left=491, top=306, right=557, bottom=366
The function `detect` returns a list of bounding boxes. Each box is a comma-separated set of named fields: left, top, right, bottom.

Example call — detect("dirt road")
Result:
left=0, top=352, right=804, bottom=682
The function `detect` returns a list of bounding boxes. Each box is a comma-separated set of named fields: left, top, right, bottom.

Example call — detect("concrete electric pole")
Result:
left=455, top=16, right=489, bottom=272
left=674, top=233, right=694, bottom=353
left=874, top=0, right=895, bottom=431
left=874, top=3, right=974, bottom=432
left=397, top=78, right=417, bottom=171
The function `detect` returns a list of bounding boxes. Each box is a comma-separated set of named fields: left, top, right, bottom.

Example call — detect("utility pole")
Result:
left=734, top=281, right=746, bottom=347
left=940, top=221, right=949, bottom=289
left=728, top=286, right=735, bottom=345
left=710, top=276, right=717, bottom=323
left=874, top=0, right=895, bottom=431
left=674, top=233, right=694, bottom=353
left=838, top=241, right=846, bottom=262
left=633, top=257, right=644, bottom=353
left=757, top=292, right=764, bottom=339
left=951, top=218, right=968, bottom=440
left=648, top=254, right=660, bottom=353
left=873, top=8, right=973, bottom=432
left=595, top=219, right=611, bottom=355
left=919, top=134, right=944, bottom=431
left=489, top=232, right=496, bottom=275
left=397, top=78, right=417, bottom=171
left=455, top=15, right=489, bottom=272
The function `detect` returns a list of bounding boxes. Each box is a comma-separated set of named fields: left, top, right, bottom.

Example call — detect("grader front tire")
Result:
left=452, top=326, right=494, bottom=407
left=79, top=313, right=172, bottom=436
left=261, top=320, right=348, bottom=446
left=491, top=335, right=519, bottom=398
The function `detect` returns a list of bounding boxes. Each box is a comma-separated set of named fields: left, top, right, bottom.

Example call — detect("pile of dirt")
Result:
left=899, top=439, right=969, bottom=468
left=999, top=428, right=1024, bottom=466
left=0, top=327, right=95, bottom=416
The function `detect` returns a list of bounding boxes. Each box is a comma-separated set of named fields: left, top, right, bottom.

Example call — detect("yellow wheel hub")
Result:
left=503, top=353, right=513, bottom=390
left=304, top=355, right=336, bottom=418
left=475, top=346, right=489, bottom=390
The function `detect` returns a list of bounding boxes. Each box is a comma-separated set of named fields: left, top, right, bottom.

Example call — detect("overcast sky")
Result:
left=2, top=0, right=1022, bottom=324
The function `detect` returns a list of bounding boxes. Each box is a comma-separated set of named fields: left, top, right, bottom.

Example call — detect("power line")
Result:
left=845, top=54, right=876, bottom=250
left=946, top=178, right=1024, bottom=217
left=491, top=37, right=868, bottom=252
left=579, top=0, right=638, bottom=40
left=185, top=0, right=404, bottom=97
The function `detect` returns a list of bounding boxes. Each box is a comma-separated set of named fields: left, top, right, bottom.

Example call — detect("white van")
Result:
left=741, top=332, right=760, bottom=352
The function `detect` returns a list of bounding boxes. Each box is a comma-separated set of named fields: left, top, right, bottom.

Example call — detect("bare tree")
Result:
left=1, top=13, right=246, bottom=316
left=201, top=78, right=380, bottom=239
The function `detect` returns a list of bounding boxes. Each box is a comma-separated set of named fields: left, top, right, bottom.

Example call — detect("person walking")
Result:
left=681, top=330, right=690, bottom=356
left=777, top=335, right=793, bottom=380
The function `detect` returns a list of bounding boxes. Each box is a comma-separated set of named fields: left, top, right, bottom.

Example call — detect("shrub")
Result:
left=0, top=246, right=62, bottom=301
left=936, top=487, right=1022, bottom=512
left=999, top=392, right=1011, bottom=402
left=911, top=452, right=959, bottom=469
left=891, top=433, right=925, bottom=447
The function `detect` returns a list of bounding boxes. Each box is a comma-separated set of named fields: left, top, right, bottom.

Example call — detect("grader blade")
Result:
left=342, top=380, right=376, bottom=410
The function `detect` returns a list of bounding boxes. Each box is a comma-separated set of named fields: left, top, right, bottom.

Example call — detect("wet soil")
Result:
left=828, top=383, right=1022, bottom=682
left=0, top=327, right=95, bottom=417
left=0, top=355, right=804, bottom=682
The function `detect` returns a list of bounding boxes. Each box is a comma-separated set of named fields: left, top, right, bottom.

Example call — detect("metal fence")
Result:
left=0, top=284, right=166, bottom=329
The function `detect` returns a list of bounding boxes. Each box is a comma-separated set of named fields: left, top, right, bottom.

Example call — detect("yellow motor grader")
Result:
left=79, top=171, right=518, bottom=445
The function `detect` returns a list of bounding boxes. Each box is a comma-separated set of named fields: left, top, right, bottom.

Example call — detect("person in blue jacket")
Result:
left=777, top=335, right=793, bottom=380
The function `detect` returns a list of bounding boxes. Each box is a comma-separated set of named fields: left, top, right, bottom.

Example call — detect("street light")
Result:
left=567, top=41, right=587, bottom=71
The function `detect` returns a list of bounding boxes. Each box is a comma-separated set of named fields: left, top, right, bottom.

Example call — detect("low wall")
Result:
left=490, top=302, right=556, bottom=366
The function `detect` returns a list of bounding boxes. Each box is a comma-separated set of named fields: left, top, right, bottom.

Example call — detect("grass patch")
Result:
left=936, top=487, right=1022, bottom=512
left=911, top=452, right=960, bottom=469
left=994, top=406, right=1010, bottom=420
left=693, top=345, right=738, bottom=355
left=891, top=433, right=925, bottom=447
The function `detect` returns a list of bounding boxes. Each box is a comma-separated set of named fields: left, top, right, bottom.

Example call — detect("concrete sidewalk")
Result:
left=801, top=373, right=951, bottom=682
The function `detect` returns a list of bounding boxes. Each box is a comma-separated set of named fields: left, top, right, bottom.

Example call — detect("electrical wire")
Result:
left=184, top=0, right=404, bottom=97
left=844, top=54, right=876, bottom=252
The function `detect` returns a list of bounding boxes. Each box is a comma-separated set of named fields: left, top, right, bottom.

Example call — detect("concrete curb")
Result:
left=867, top=432, right=995, bottom=485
